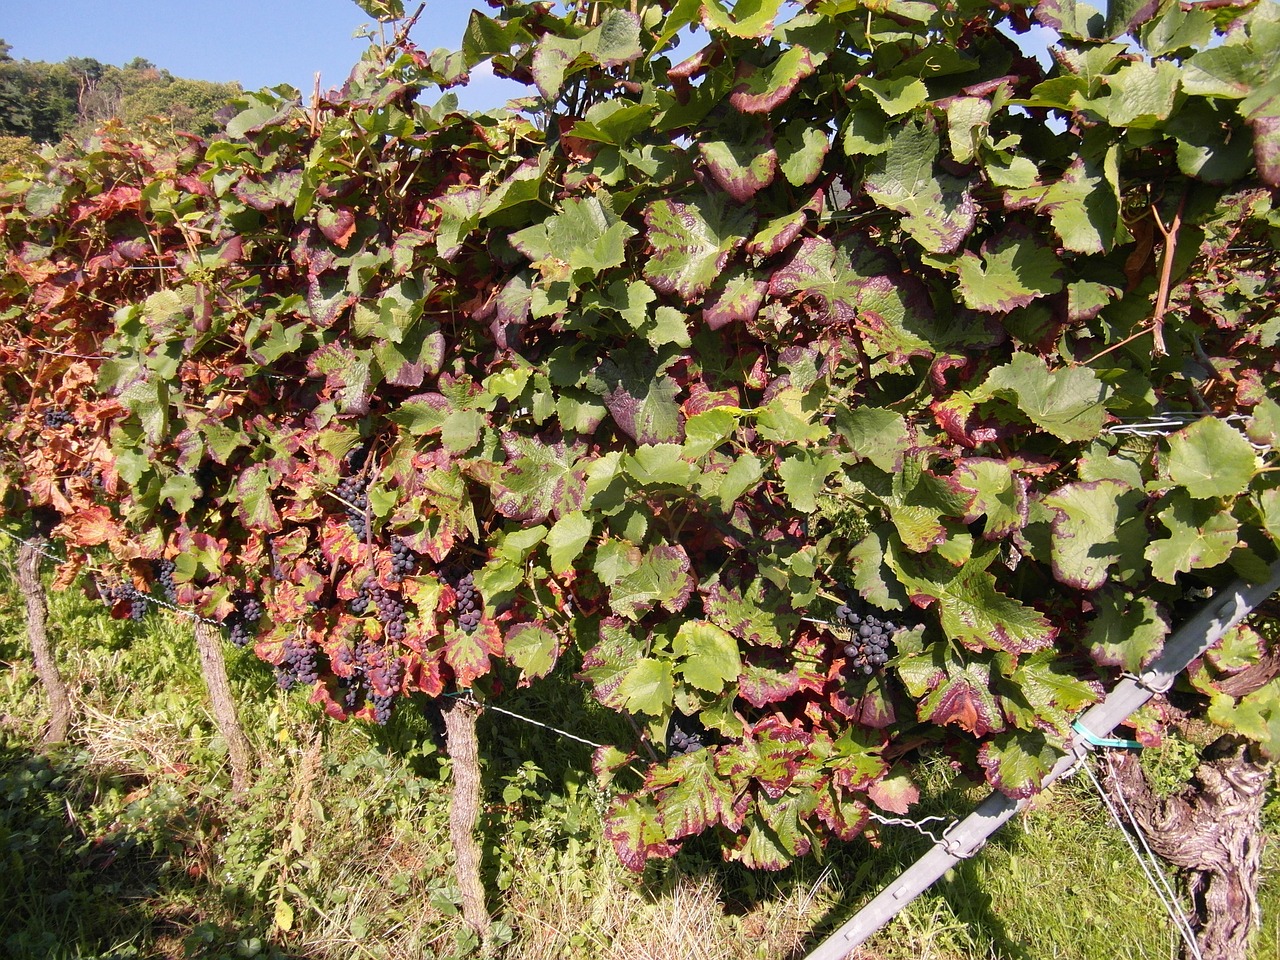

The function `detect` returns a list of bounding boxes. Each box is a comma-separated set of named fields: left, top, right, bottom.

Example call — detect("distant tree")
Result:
left=0, top=60, right=78, bottom=141
left=0, top=39, right=12, bottom=62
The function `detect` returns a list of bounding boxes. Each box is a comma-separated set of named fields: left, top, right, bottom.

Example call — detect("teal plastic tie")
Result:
left=1072, top=719, right=1142, bottom=750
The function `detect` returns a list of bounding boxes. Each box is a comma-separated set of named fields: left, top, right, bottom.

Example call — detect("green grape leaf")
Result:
left=1084, top=590, right=1169, bottom=672
left=546, top=511, right=593, bottom=576
left=1041, top=480, right=1142, bottom=590
left=505, top=620, right=561, bottom=683
left=618, top=657, right=675, bottom=716
left=1165, top=417, right=1258, bottom=499
left=836, top=407, right=909, bottom=472
left=1146, top=491, right=1240, bottom=583
left=978, top=730, right=1063, bottom=799
left=674, top=620, right=743, bottom=694
left=957, top=228, right=1064, bottom=313
left=975, top=352, right=1106, bottom=442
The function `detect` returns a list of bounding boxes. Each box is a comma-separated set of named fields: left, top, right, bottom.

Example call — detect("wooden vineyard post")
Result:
left=193, top=618, right=255, bottom=796
left=17, top=538, right=72, bottom=746
left=443, top=695, right=493, bottom=956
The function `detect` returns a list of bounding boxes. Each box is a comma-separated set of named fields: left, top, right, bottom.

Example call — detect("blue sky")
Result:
left=0, top=0, right=522, bottom=110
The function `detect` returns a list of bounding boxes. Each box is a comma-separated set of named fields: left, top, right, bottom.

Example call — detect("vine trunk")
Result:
left=1104, top=738, right=1269, bottom=960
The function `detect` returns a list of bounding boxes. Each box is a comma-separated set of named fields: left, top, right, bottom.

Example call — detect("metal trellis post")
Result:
left=803, top=559, right=1280, bottom=960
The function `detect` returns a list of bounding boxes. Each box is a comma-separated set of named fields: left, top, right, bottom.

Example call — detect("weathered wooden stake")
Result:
left=17, top=538, right=72, bottom=746
left=193, top=618, right=254, bottom=796
left=443, top=696, right=493, bottom=956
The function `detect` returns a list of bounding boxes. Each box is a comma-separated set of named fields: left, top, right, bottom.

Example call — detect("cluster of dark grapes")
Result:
left=374, top=584, right=408, bottom=641
left=388, top=539, right=417, bottom=583
left=348, top=577, right=408, bottom=641
left=335, top=475, right=370, bottom=540
left=348, top=582, right=370, bottom=616
left=225, top=591, right=264, bottom=647
left=666, top=711, right=707, bottom=757
left=275, top=637, right=322, bottom=690
left=338, top=639, right=400, bottom=724
left=43, top=409, right=76, bottom=428
left=151, top=558, right=177, bottom=604
left=101, top=580, right=148, bottom=621
left=447, top=567, right=482, bottom=633
left=836, top=601, right=899, bottom=676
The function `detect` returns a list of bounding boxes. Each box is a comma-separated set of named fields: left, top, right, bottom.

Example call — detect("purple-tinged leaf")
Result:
left=587, top=343, right=685, bottom=445
left=815, top=784, right=869, bottom=841
left=729, top=47, right=815, bottom=113
left=698, top=117, right=778, bottom=203
left=739, top=661, right=802, bottom=708
left=867, top=766, right=918, bottom=815
left=650, top=750, right=738, bottom=840
left=605, top=795, right=679, bottom=872
left=316, top=205, right=357, bottom=248
left=578, top=616, right=645, bottom=711
left=505, top=620, right=561, bottom=685
left=865, top=122, right=975, bottom=254
left=753, top=719, right=812, bottom=799
left=767, top=236, right=859, bottom=326
left=949, top=458, right=1030, bottom=540
left=491, top=433, right=589, bottom=524
left=703, top=270, right=768, bottom=330
left=889, top=550, right=1057, bottom=654
left=702, top=570, right=799, bottom=648
left=643, top=192, right=755, bottom=302
left=920, top=662, right=1006, bottom=736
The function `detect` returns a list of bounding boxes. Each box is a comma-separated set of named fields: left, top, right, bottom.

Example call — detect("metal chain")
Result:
left=1104, top=412, right=1251, bottom=438
left=864, top=810, right=958, bottom=845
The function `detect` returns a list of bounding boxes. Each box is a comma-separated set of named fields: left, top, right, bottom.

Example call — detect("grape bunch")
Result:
left=367, top=581, right=408, bottom=642
left=152, top=558, right=177, bottom=604
left=276, top=637, right=321, bottom=690
left=43, top=409, right=76, bottom=428
left=339, top=639, right=401, bottom=724
left=225, top=591, right=264, bottom=647
left=388, top=539, right=417, bottom=583
left=448, top=568, right=482, bottom=633
left=335, top=475, right=370, bottom=540
left=348, top=582, right=370, bottom=616
left=836, top=601, right=898, bottom=676
left=101, top=580, right=148, bottom=621
left=666, top=711, right=707, bottom=758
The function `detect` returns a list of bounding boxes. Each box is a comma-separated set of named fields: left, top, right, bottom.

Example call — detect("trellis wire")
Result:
left=0, top=528, right=219, bottom=624
left=1080, top=755, right=1204, bottom=960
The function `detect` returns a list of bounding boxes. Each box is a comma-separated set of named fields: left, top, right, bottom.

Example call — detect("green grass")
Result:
left=0, top=566, right=1276, bottom=960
